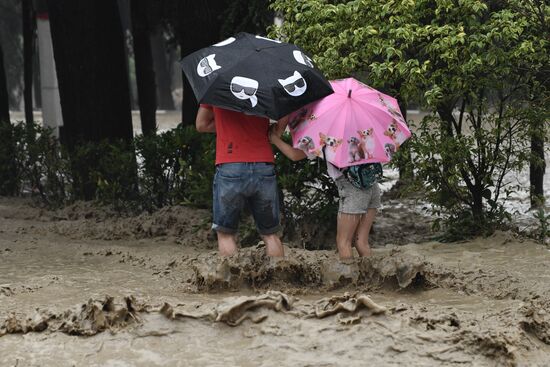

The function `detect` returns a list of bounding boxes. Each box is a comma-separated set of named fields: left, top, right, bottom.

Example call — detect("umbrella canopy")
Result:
left=288, top=78, right=412, bottom=168
left=180, top=32, right=333, bottom=120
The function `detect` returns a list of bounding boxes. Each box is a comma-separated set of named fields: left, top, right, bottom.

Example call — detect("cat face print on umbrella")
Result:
left=293, top=50, right=314, bottom=67
left=180, top=32, right=333, bottom=120
left=197, top=54, right=221, bottom=77
left=279, top=71, right=307, bottom=97
left=230, top=76, right=259, bottom=107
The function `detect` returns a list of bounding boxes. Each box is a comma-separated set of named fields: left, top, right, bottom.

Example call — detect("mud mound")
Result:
left=308, top=293, right=387, bottom=325
left=1, top=292, right=387, bottom=335
left=1, top=197, right=436, bottom=248
left=189, top=245, right=427, bottom=291
left=371, top=200, right=436, bottom=245
left=50, top=204, right=214, bottom=245
left=0, top=197, right=51, bottom=221
left=161, top=291, right=295, bottom=326
left=398, top=303, right=521, bottom=365
left=1, top=296, right=142, bottom=336
left=53, top=201, right=120, bottom=221
left=520, top=301, right=550, bottom=344
left=160, top=291, right=386, bottom=327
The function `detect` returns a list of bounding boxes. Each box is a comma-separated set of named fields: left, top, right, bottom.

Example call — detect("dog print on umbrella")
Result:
left=347, top=136, right=365, bottom=163
left=357, top=128, right=376, bottom=159
left=230, top=76, right=259, bottom=107
left=197, top=54, right=221, bottom=77
left=297, top=136, right=322, bottom=157
left=384, top=143, right=396, bottom=159
left=288, top=107, right=317, bottom=135
left=298, top=136, right=315, bottom=151
left=384, top=120, right=407, bottom=149
left=378, top=93, right=406, bottom=124
left=279, top=71, right=307, bottom=97
left=319, top=133, right=342, bottom=153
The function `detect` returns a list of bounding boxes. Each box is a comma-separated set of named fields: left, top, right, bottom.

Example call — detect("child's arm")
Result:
left=270, top=116, right=307, bottom=161
left=271, top=133, right=307, bottom=161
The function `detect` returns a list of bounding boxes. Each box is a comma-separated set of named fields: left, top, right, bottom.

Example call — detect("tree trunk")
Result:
left=437, top=104, right=456, bottom=207
left=0, top=42, right=9, bottom=124
left=22, top=0, right=35, bottom=126
left=117, top=0, right=137, bottom=111
left=173, top=0, right=226, bottom=125
left=0, top=41, right=17, bottom=195
left=130, top=0, right=157, bottom=135
left=47, top=0, right=135, bottom=199
left=530, top=118, right=546, bottom=207
left=151, top=30, right=175, bottom=110
left=471, top=186, right=484, bottom=223
left=33, top=46, right=41, bottom=109
left=397, top=100, right=414, bottom=182
left=47, top=0, right=134, bottom=145
left=33, top=0, right=48, bottom=111
left=180, top=71, right=198, bottom=125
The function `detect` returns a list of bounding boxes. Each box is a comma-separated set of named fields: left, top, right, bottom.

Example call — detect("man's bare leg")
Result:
left=355, top=209, right=377, bottom=257
left=261, top=233, right=284, bottom=257
left=217, top=231, right=238, bottom=256
left=336, top=213, right=361, bottom=260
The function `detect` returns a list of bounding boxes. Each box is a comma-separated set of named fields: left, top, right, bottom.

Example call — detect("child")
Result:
left=269, top=119, right=381, bottom=259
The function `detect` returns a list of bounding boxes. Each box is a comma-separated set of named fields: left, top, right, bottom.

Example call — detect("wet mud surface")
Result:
left=1, top=198, right=550, bottom=366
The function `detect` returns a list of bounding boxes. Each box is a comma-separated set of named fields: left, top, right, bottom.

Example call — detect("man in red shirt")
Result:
left=196, top=105, right=284, bottom=257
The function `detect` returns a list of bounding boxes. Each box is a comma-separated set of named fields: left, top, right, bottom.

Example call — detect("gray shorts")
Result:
left=335, top=177, right=381, bottom=214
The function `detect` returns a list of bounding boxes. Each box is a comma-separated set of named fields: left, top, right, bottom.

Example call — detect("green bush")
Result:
left=70, top=140, right=139, bottom=210
left=0, top=122, right=21, bottom=195
left=411, top=113, right=522, bottom=240
left=135, top=129, right=183, bottom=210
left=135, top=124, right=215, bottom=210
left=170, top=125, right=216, bottom=208
left=0, top=122, right=73, bottom=207
left=275, top=132, right=338, bottom=249
left=25, top=125, right=73, bottom=207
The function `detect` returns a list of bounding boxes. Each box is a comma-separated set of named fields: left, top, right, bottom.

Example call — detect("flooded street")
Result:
left=1, top=198, right=550, bottom=366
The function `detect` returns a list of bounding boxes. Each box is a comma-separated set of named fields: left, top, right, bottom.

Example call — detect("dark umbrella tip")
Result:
left=348, top=90, right=352, bottom=98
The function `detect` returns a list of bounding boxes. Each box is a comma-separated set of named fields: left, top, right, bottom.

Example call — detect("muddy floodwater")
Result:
left=1, top=198, right=549, bottom=366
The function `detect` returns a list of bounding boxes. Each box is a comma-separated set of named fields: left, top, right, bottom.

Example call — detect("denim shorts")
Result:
left=212, top=162, right=281, bottom=235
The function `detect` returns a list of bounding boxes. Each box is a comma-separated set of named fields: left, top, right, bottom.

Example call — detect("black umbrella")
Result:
left=180, top=32, right=333, bottom=120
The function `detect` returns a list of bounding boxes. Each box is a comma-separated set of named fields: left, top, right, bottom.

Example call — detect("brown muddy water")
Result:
left=1, top=198, right=549, bottom=366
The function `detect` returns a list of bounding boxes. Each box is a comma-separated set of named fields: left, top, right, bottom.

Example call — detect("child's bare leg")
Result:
left=355, top=209, right=377, bottom=257
left=336, top=213, right=361, bottom=260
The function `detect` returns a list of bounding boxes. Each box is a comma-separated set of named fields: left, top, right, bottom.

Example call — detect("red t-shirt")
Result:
left=201, top=105, right=274, bottom=165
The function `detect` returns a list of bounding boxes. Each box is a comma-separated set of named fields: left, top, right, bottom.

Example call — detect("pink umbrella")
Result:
left=288, top=77, right=411, bottom=168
